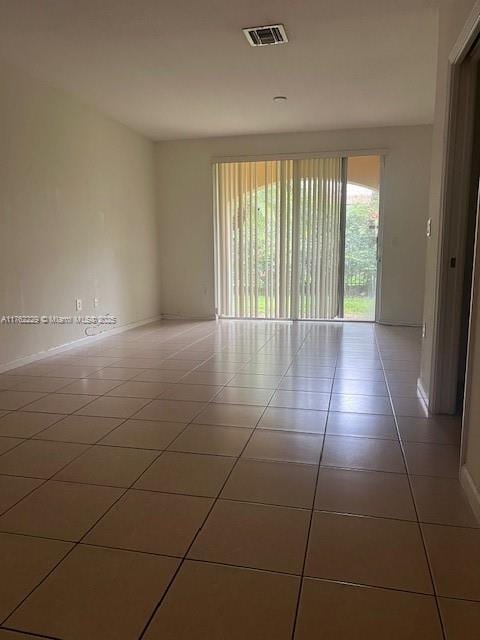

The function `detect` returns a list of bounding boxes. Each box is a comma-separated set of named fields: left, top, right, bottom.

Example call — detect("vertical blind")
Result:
left=214, top=157, right=344, bottom=319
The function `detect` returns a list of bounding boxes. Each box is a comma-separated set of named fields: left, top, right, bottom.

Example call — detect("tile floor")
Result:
left=0, top=319, right=478, bottom=639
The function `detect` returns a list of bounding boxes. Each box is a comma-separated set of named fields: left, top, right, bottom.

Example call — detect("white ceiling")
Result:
left=0, top=0, right=439, bottom=140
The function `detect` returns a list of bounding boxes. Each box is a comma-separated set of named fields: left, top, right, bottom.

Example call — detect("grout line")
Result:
left=136, top=324, right=306, bottom=639
left=1, top=531, right=480, bottom=604
left=373, top=327, right=448, bottom=640
left=0, top=625, right=61, bottom=640
left=1, top=435, right=166, bottom=631
left=290, top=324, right=335, bottom=640
left=1, top=321, right=464, bottom=639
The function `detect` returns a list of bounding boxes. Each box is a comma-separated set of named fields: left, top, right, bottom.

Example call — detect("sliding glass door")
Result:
left=214, top=155, right=379, bottom=320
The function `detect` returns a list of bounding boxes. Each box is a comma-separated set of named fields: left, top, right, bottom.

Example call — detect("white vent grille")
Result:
left=242, top=24, right=288, bottom=47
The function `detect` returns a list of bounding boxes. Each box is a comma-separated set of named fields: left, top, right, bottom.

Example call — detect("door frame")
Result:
left=374, top=155, right=386, bottom=324
left=428, top=3, right=480, bottom=414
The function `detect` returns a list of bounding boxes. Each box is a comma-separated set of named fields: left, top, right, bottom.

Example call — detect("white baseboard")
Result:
left=0, top=315, right=161, bottom=374
left=376, top=320, right=423, bottom=328
left=160, top=313, right=216, bottom=321
left=460, top=464, right=480, bottom=524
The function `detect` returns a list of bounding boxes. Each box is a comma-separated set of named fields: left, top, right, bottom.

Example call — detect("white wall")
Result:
left=462, top=211, right=480, bottom=517
left=415, top=0, right=480, bottom=516
left=419, top=0, right=478, bottom=398
left=156, top=126, right=432, bottom=324
left=0, top=61, right=160, bottom=368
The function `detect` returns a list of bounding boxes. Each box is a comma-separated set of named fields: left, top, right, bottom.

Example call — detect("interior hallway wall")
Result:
left=416, top=0, right=480, bottom=516
left=156, top=125, right=433, bottom=324
left=0, top=61, right=160, bottom=368
left=419, top=0, right=479, bottom=400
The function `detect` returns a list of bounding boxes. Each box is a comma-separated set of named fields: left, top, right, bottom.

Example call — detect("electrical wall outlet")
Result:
left=75, top=298, right=82, bottom=312
left=93, top=297, right=100, bottom=308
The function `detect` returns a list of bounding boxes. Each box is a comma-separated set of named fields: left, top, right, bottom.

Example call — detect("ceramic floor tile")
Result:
left=386, top=370, right=420, bottom=384
left=258, top=407, right=327, bottom=434
left=193, top=403, right=264, bottom=428
left=239, top=363, right=288, bottom=375
left=33, top=415, right=123, bottom=444
left=13, top=377, right=73, bottom=393
left=6, top=545, right=178, bottom=640
left=315, top=467, right=416, bottom=520
left=287, top=366, right=335, bottom=378
left=404, top=442, right=460, bottom=478
left=392, top=396, right=429, bottom=418
left=326, top=412, right=397, bottom=439
left=306, top=511, right=433, bottom=593
left=112, top=358, right=171, bottom=369
left=0, top=629, right=52, bottom=639
left=85, top=489, right=212, bottom=555
left=0, top=324, right=451, bottom=637
left=382, top=359, right=420, bottom=373
left=439, top=597, right=480, bottom=640
left=330, top=394, right=393, bottom=415
left=57, top=379, right=122, bottom=395
left=133, top=369, right=185, bottom=383
left=0, top=476, right=42, bottom=515
left=100, top=419, right=185, bottom=450
left=105, top=381, right=169, bottom=398
left=189, top=499, right=310, bottom=574
left=75, top=396, right=151, bottom=419
left=54, top=445, right=159, bottom=487
left=0, top=412, right=64, bottom=438
left=0, top=375, right=27, bottom=390
left=222, top=459, right=317, bottom=508
left=132, top=399, right=206, bottom=422
left=135, top=451, right=235, bottom=497
left=332, top=379, right=388, bottom=396
left=228, top=374, right=282, bottom=389
left=0, top=440, right=88, bottom=479
left=422, top=523, right=480, bottom=600
left=23, top=394, right=98, bottom=415
left=0, top=480, right=123, bottom=541
left=50, top=365, right=104, bottom=378
left=0, top=437, right=24, bottom=456
left=334, top=368, right=385, bottom=381
left=336, top=358, right=382, bottom=369
left=143, top=560, right=300, bottom=640
left=179, top=371, right=235, bottom=386
left=153, top=359, right=202, bottom=371
left=321, top=435, right=406, bottom=473
left=168, top=424, right=252, bottom=456
left=0, top=532, right=72, bottom=622
left=295, top=578, right=443, bottom=640
left=213, top=387, right=274, bottom=406
left=397, top=416, right=461, bottom=445
left=87, top=367, right=146, bottom=380
left=411, top=475, right=479, bottom=527
left=270, top=390, right=331, bottom=411
left=243, top=430, right=323, bottom=464
left=160, top=384, right=222, bottom=402
left=7, top=366, right=52, bottom=378
left=389, top=381, right=424, bottom=398
left=0, top=392, right=47, bottom=411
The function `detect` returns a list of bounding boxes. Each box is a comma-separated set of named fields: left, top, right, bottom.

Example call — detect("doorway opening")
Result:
left=430, top=33, right=480, bottom=416
left=213, top=154, right=381, bottom=321
left=343, top=155, right=381, bottom=321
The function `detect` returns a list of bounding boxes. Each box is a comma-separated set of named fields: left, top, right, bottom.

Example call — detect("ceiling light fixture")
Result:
left=273, top=96, right=288, bottom=102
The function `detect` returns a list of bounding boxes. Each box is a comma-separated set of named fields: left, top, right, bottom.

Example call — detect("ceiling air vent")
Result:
left=243, top=24, right=288, bottom=47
